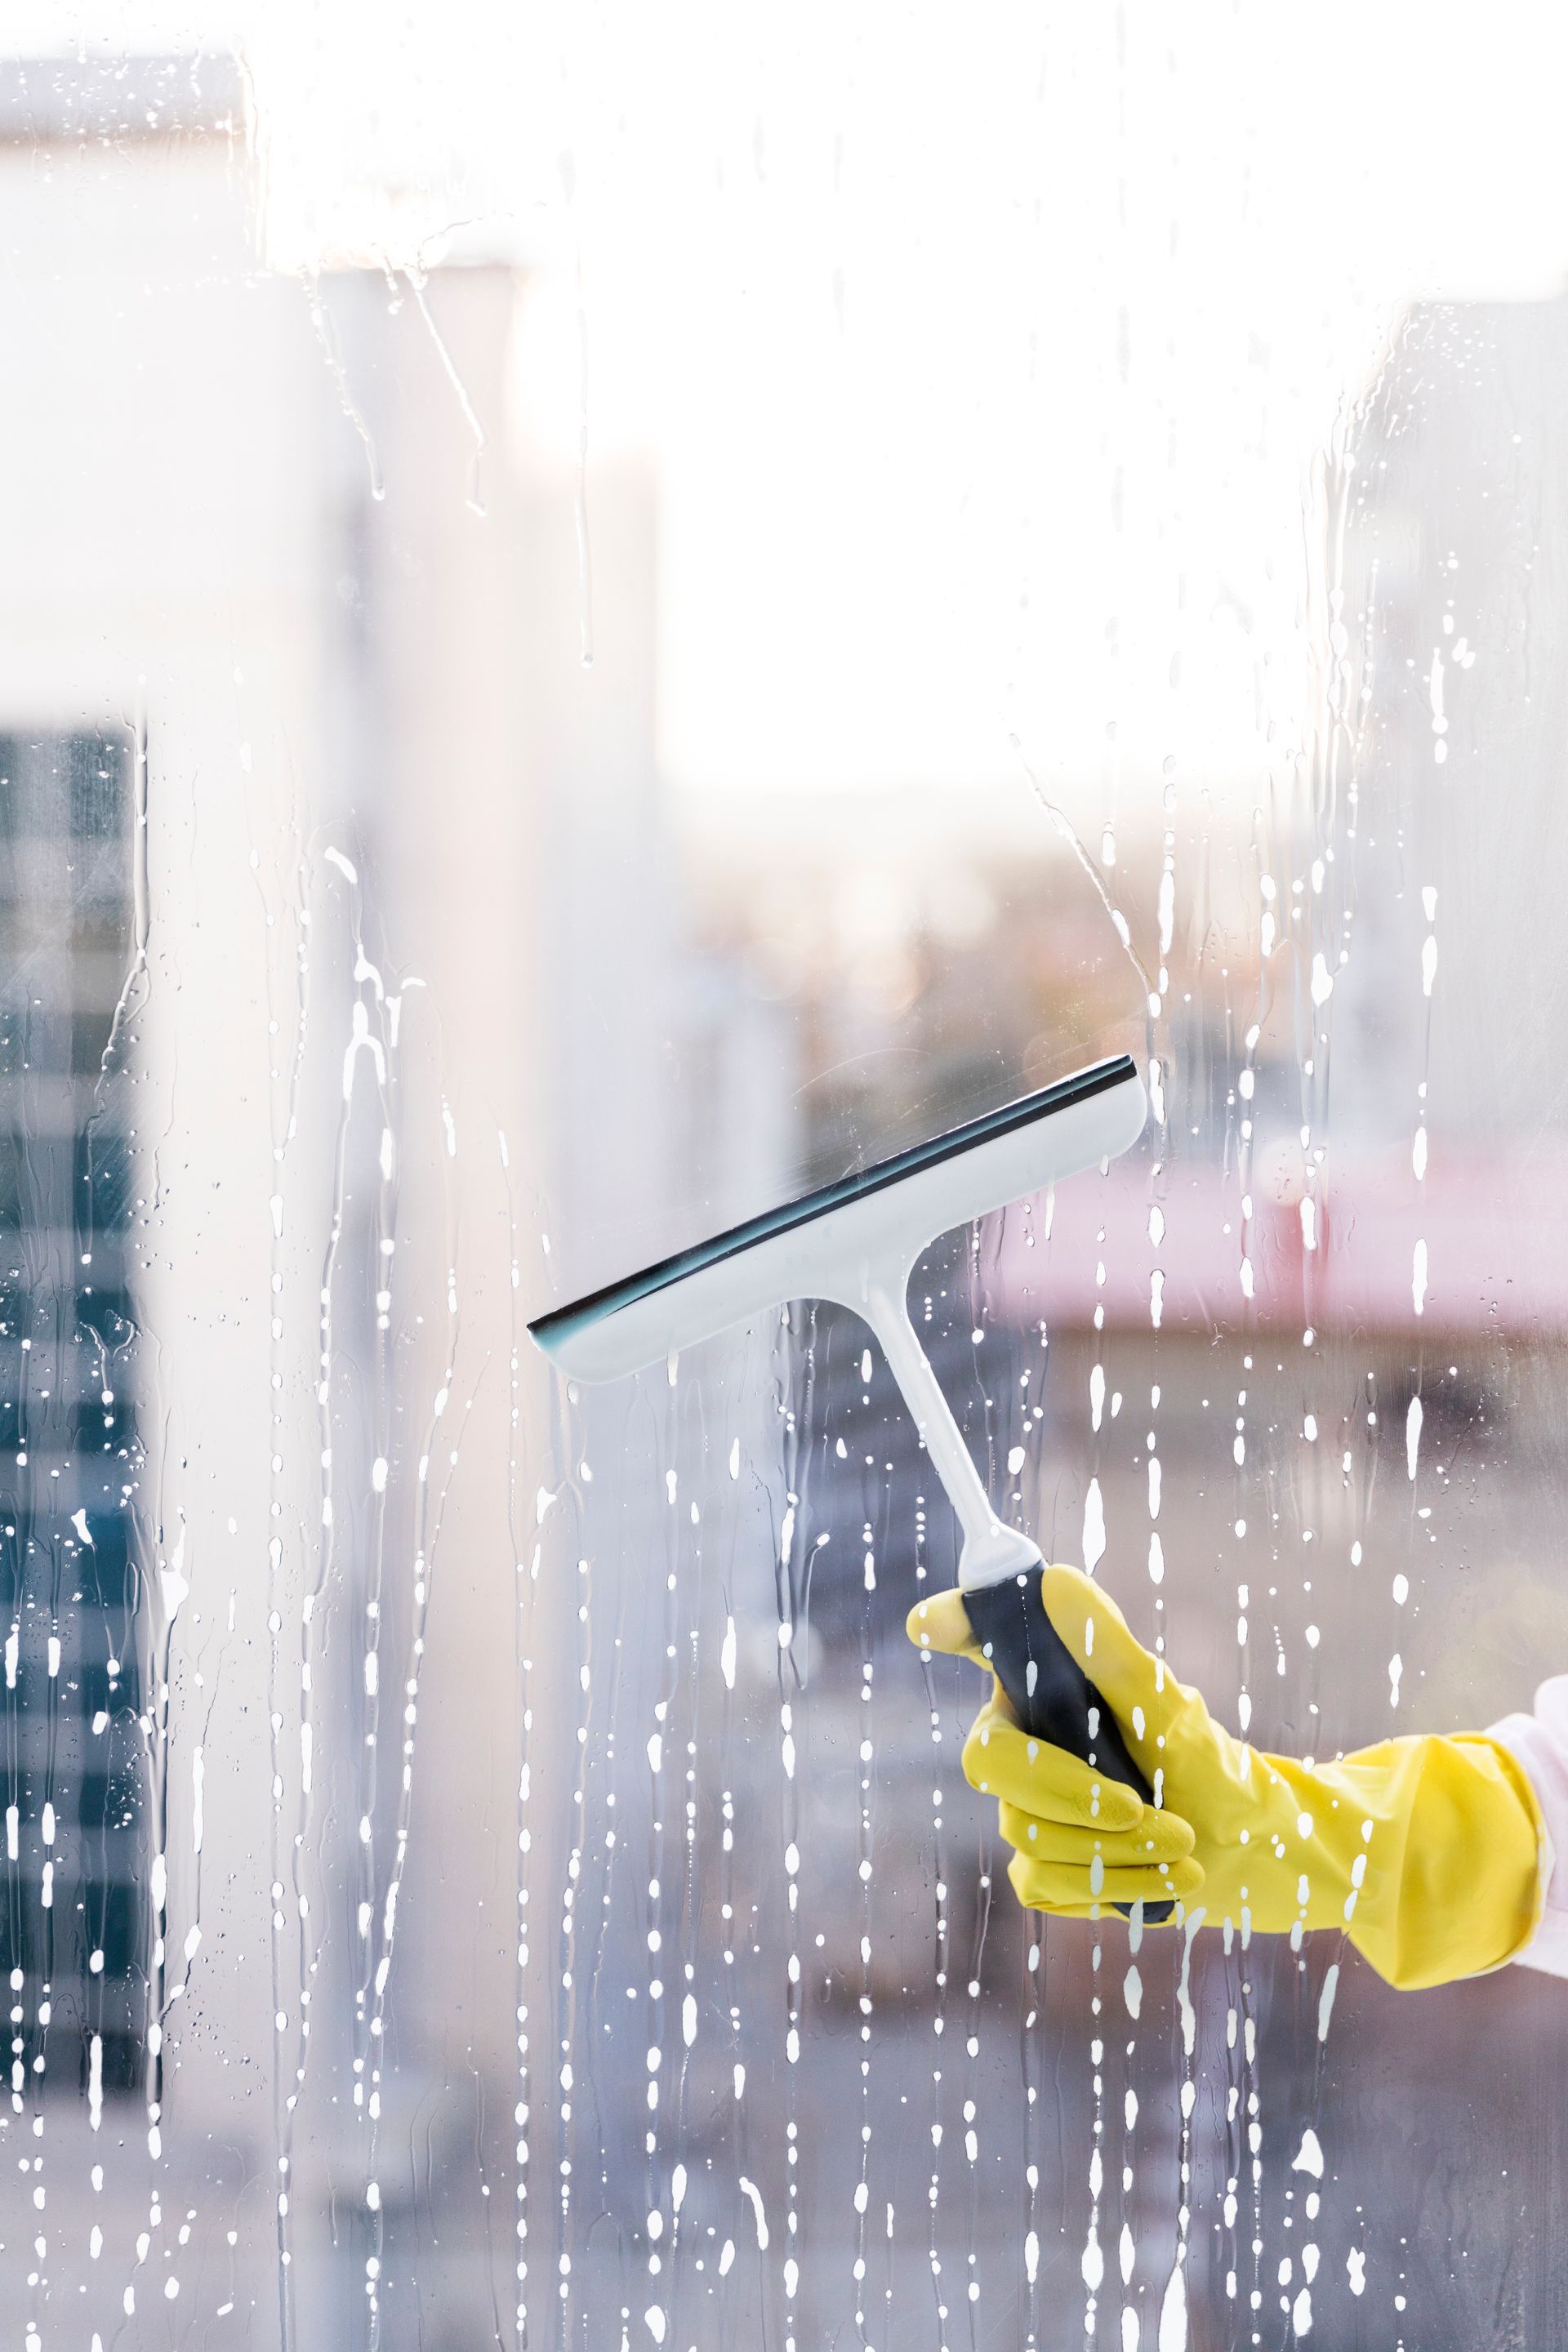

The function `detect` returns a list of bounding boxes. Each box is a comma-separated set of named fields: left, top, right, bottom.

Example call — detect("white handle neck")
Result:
left=853, top=1276, right=1041, bottom=1594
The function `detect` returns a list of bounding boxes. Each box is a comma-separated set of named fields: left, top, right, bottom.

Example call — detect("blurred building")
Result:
left=0, top=47, right=792, bottom=2348
left=1334, top=294, right=1568, bottom=1148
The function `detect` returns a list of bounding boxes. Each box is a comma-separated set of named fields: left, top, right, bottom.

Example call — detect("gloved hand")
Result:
left=908, top=1563, right=1547, bottom=1991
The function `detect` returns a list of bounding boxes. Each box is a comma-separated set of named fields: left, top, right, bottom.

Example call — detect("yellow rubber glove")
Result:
left=908, top=1563, right=1548, bottom=1991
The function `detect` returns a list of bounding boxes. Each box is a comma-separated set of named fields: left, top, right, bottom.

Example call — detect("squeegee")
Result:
left=528, top=1053, right=1165, bottom=1917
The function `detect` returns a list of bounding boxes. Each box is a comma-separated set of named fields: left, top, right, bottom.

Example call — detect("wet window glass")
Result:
left=1, top=16, right=1566, bottom=2350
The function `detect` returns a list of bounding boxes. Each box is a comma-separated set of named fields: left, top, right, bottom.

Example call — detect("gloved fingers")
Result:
left=905, top=1587, right=986, bottom=1668
left=1039, top=1563, right=1194, bottom=1749
left=1006, top=1862, right=1175, bottom=1919
left=1011, top=1899, right=1118, bottom=1922
left=997, top=1799, right=1196, bottom=1871
left=961, top=1700, right=1143, bottom=1833
left=1008, top=1846, right=1205, bottom=1914
left=1000, top=1876, right=1187, bottom=1924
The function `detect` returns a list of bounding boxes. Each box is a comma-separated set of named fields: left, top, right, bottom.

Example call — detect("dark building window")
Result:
left=0, top=730, right=146, bottom=2105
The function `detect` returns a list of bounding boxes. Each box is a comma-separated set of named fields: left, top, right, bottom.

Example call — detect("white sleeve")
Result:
left=1490, top=1675, right=1568, bottom=1979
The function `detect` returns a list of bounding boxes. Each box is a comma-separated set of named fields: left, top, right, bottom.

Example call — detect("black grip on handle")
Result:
left=962, top=1570, right=1174, bottom=1927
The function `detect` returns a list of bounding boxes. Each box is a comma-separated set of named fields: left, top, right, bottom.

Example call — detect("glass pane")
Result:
left=1, top=16, right=1564, bottom=2350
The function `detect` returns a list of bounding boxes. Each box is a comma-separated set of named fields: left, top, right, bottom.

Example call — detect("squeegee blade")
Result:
left=528, top=1052, right=1146, bottom=1383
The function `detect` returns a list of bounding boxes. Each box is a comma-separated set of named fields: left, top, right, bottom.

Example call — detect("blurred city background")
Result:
left=2, top=14, right=1568, bottom=2351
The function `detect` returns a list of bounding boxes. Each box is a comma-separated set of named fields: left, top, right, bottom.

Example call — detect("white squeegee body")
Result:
left=531, top=1054, right=1144, bottom=1589
left=529, top=1052, right=1162, bottom=1913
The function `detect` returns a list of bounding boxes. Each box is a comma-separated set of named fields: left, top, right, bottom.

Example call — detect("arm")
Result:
left=911, top=1563, right=1548, bottom=1992
left=1490, top=1677, right=1568, bottom=1978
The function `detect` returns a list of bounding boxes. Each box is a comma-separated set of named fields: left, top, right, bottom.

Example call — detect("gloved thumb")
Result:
left=1037, top=1563, right=1188, bottom=1747
left=904, top=1585, right=985, bottom=1667
left=906, top=1567, right=1192, bottom=1756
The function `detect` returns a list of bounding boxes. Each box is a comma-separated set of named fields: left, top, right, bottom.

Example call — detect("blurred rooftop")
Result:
left=991, top=1143, right=1568, bottom=1340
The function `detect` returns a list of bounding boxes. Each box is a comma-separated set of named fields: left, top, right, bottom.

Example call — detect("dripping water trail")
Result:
left=1012, top=738, right=1157, bottom=1009
left=500, top=1130, right=537, bottom=2352
left=245, top=811, right=314, bottom=2352
left=304, top=271, right=385, bottom=501
left=362, top=1354, right=485, bottom=2350
left=405, top=269, right=488, bottom=516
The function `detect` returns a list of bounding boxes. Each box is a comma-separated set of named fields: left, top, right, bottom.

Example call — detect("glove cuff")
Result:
left=1335, top=1731, right=1545, bottom=1990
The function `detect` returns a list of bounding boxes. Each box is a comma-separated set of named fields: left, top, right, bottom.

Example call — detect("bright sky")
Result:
left=17, top=2, right=1568, bottom=810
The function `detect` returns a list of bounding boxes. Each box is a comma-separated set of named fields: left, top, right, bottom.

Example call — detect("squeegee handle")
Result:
left=961, top=1571, right=1174, bottom=1927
